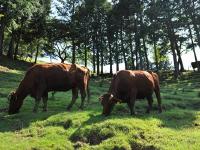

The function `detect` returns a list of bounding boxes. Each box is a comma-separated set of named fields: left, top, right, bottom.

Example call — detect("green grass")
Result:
left=0, top=60, right=200, bottom=150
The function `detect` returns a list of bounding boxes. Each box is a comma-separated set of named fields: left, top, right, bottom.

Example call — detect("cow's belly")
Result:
left=48, top=86, right=72, bottom=92
left=45, top=74, right=76, bottom=91
left=47, top=81, right=74, bottom=91
left=116, top=88, right=153, bottom=101
left=136, top=88, right=153, bottom=99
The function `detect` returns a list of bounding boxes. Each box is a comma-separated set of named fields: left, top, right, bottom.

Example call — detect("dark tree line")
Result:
left=0, top=0, right=200, bottom=78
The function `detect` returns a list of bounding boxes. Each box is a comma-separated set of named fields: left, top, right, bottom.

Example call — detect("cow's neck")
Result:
left=15, top=82, right=29, bottom=103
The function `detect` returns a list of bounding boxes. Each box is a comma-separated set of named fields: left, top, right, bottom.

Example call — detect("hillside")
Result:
left=0, top=60, right=200, bottom=150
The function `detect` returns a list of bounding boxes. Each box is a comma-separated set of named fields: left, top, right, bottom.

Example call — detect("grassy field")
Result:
left=0, top=59, right=200, bottom=150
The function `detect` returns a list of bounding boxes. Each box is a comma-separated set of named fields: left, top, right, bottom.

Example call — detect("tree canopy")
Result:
left=0, top=0, right=200, bottom=78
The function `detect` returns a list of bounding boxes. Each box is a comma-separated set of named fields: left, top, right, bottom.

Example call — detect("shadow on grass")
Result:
left=71, top=99, right=199, bottom=133
left=0, top=108, right=67, bottom=132
left=0, top=56, right=33, bottom=71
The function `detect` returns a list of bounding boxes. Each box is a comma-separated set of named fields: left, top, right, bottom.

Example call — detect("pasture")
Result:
left=0, top=60, right=200, bottom=150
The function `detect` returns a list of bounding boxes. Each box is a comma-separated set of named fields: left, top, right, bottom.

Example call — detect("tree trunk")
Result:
left=115, top=31, right=119, bottom=72
left=142, top=36, right=149, bottom=70
left=61, top=58, right=65, bottom=63
left=7, top=32, right=15, bottom=59
left=34, top=43, right=40, bottom=63
left=14, top=35, right=20, bottom=60
left=108, top=39, right=113, bottom=74
left=96, top=39, right=100, bottom=76
left=153, top=33, right=159, bottom=71
left=0, top=6, right=6, bottom=57
left=170, top=40, right=179, bottom=78
left=120, top=21, right=128, bottom=70
left=92, top=36, right=96, bottom=73
left=0, top=20, right=5, bottom=57
left=129, top=33, right=135, bottom=70
left=138, top=38, right=143, bottom=70
left=135, top=32, right=140, bottom=70
left=166, top=16, right=179, bottom=78
left=134, top=17, right=139, bottom=70
left=72, top=38, right=76, bottom=64
left=84, top=43, right=87, bottom=67
left=71, top=1, right=76, bottom=64
left=175, top=42, right=184, bottom=72
left=100, top=38, right=103, bottom=75
left=190, top=0, right=200, bottom=48
left=188, top=24, right=198, bottom=62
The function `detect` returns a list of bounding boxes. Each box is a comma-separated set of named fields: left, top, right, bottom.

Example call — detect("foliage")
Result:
left=1, top=0, right=200, bottom=74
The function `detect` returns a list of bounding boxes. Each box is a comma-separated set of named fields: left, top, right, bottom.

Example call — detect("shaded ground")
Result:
left=0, top=60, right=200, bottom=150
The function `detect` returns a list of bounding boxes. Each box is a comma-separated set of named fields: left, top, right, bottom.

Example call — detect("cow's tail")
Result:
left=148, top=71, right=162, bottom=113
left=87, top=74, right=90, bottom=103
left=85, top=69, right=90, bottom=103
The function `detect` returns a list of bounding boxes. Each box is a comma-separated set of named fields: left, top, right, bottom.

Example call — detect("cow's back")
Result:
left=112, top=70, right=155, bottom=100
left=25, top=63, right=77, bottom=91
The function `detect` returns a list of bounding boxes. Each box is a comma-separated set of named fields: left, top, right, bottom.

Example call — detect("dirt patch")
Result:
left=73, top=141, right=88, bottom=149
left=113, top=146, right=128, bottom=150
left=130, top=141, right=158, bottom=150
left=70, top=127, right=114, bottom=145
left=44, top=119, right=73, bottom=129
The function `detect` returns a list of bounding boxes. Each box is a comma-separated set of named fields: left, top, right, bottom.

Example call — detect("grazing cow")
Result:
left=8, top=63, right=90, bottom=114
left=99, top=70, right=162, bottom=116
left=191, top=61, right=200, bottom=71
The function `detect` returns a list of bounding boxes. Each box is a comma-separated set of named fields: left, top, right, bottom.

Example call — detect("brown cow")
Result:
left=8, top=63, right=90, bottom=114
left=99, top=70, right=162, bottom=116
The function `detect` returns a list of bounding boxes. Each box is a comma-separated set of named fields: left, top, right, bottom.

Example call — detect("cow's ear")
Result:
left=109, top=94, right=122, bottom=103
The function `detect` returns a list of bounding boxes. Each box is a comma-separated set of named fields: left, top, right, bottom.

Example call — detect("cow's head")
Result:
left=8, top=91, right=21, bottom=114
left=99, top=93, right=122, bottom=116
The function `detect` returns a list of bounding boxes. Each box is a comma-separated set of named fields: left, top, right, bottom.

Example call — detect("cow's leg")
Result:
left=67, top=88, right=78, bottom=110
left=128, top=99, right=136, bottom=115
left=33, top=95, right=42, bottom=113
left=42, top=91, right=48, bottom=112
left=79, top=88, right=86, bottom=110
left=154, top=88, right=162, bottom=113
left=146, top=95, right=153, bottom=113
left=33, top=99, right=40, bottom=113
left=33, top=91, right=43, bottom=112
left=129, top=92, right=136, bottom=115
left=33, top=82, right=46, bottom=113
